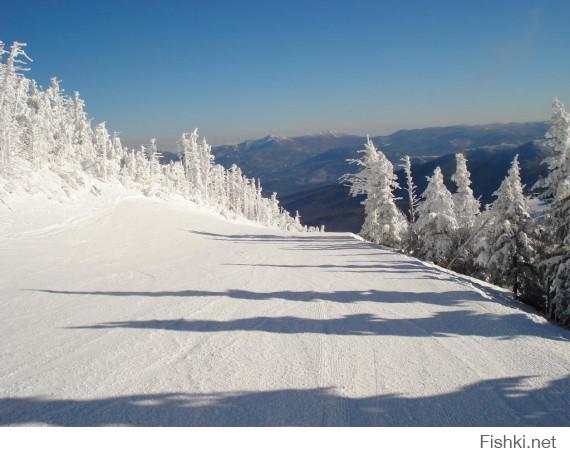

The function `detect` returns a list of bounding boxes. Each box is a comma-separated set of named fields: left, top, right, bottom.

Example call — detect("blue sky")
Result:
left=2, top=0, right=569, bottom=148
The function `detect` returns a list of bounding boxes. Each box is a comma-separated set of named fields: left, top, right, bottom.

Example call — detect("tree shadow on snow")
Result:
left=68, top=310, right=567, bottom=341
left=225, top=261, right=437, bottom=274
left=188, top=230, right=352, bottom=243
left=186, top=230, right=379, bottom=252
left=1, top=375, right=569, bottom=426
left=35, top=288, right=493, bottom=306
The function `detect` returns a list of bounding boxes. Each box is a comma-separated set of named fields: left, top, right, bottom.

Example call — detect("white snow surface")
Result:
left=0, top=189, right=569, bottom=426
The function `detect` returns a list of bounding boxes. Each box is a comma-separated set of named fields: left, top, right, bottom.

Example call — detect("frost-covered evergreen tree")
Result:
left=146, top=138, right=163, bottom=192
left=401, top=155, right=420, bottom=254
left=94, top=122, right=110, bottom=181
left=451, top=153, right=480, bottom=229
left=547, top=219, right=569, bottom=324
left=199, top=136, right=214, bottom=203
left=71, top=91, right=94, bottom=165
left=0, top=41, right=32, bottom=169
left=448, top=153, right=481, bottom=272
left=415, top=167, right=458, bottom=264
left=108, top=132, right=123, bottom=177
left=209, top=164, right=227, bottom=208
left=475, top=156, right=534, bottom=297
left=343, top=137, right=407, bottom=247
left=177, top=129, right=211, bottom=202
left=538, top=97, right=570, bottom=199
left=401, top=155, right=417, bottom=223
left=535, top=98, right=570, bottom=323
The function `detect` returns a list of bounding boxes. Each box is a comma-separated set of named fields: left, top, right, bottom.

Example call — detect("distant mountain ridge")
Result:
left=212, top=132, right=364, bottom=182
left=212, top=122, right=548, bottom=197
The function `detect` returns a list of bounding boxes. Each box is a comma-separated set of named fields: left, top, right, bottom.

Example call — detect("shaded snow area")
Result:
left=0, top=192, right=569, bottom=426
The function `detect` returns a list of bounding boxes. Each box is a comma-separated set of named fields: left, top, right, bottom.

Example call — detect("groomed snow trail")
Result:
left=0, top=196, right=569, bottom=426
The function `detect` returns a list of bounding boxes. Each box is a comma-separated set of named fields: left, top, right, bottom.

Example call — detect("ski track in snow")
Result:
left=0, top=195, right=569, bottom=426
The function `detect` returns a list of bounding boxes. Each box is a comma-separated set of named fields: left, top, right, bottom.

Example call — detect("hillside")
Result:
left=1, top=193, right=568, bottom=426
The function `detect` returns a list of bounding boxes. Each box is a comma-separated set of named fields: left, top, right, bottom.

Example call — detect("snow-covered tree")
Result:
left=71, top=91, right=94, bottom=165
left=534, top=98, right=570, bottom=215
left=208, top=164, right=227, bottom=208
left=400, top=155, right=420, bottom=254
left=177, top=129, right=207, bottom=201
left=0, top=41, right=32, bottom=169
left=199, top=136, right=214, bottom=203
left=447, top=153, right=481, bottom=272
left=451, top=153, right=480, bottom=229
left=401, top=155, right=418, bottom=223
left=94, top=122, right=110, bottom=181
left=534, top=98, right=570, bottom=323
left=109, top=132, right=123, bottom=174
left=547, top=222, right=569, bottom=324
left=45, top=78, right=74, bottom=165
left=542, top=184, right=570, bottom=323
left=539, top=98, right=570, bottom=198
left=415, top=167, right=458, bottom=264
left=343, top=136, right=407, bottom=247
left=475, top=156, right=534, bottom=297
left=146, top=138, right=163, bottom=192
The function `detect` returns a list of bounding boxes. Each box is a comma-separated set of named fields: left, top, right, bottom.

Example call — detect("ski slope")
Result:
left=0, top=193, right=569, bottom=426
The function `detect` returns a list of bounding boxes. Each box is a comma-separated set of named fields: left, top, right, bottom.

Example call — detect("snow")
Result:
left=527, top=196, right=550, bottom=219
left=0, top=191, right=569, bottom=426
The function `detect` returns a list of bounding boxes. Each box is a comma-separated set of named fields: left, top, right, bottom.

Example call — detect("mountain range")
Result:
left=209, top=122, right=550, bottom=231
left=212, top=122, right=548, bottom=194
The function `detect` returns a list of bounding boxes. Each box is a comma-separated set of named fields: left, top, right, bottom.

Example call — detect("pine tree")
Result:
left=475, top=156, right=534, bottom=296
left=536, top=98, right=570, bottom=323
left=451, top=153, right=480, bottom=229
left=415, top=167, right=458, bottom=264
left=108, top=132, right=123, bottom=177
left=546, top=196, right=570, bottom=324
left=448, top=153, right=480, bottom=272
left=146, top=138, right=163, bottom=191
left=199, top=136, right=214, bottom=203
left=0, top=41, right=32, bottom=169
left=401, top=154, right=420, bottom=253
left=534, top=97, right=570, bottom=203
left=401, top=155, right=417, bottom=223
left=343, top=136, right=407, bottom=247
left=71, top=91, right=94, bottom=164
left=94, top=122, right=110, bottom=181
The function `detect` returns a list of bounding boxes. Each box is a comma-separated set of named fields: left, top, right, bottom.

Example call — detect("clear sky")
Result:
left=2, top=0, right=569, bottom=148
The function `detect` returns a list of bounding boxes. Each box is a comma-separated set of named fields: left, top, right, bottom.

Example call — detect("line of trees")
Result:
left=343, top=99, right=569, bottom=326
left=0, top=41, right=317, bottom=232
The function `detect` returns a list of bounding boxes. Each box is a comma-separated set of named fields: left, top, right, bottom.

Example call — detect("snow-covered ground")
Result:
left=0, top=192, right=569, bottom=426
